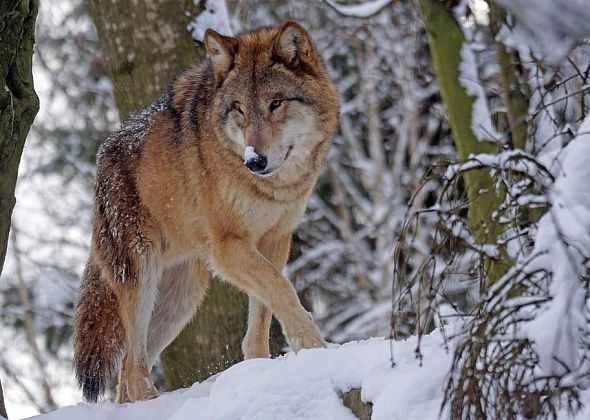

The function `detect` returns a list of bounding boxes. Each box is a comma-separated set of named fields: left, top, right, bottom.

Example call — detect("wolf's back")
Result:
left=73, top=261, right=125, bottom=402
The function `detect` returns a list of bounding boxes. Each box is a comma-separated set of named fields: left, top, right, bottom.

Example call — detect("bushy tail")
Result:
left=73, top=261, right=125, bottom=402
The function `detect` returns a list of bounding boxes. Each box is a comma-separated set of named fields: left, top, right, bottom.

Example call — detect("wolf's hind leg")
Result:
left=112, top=254, right=162, bottom=402
left=116, top=352, right=130, bottom=403
left=146, top=259, right=209, bottom=366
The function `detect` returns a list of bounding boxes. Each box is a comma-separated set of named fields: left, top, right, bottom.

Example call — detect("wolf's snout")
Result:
left=243, top=146, right=268, bottom=174
left=245, top=155, right=267, bottom=173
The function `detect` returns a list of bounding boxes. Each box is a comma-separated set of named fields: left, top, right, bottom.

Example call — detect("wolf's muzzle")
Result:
left=245, top=154, right=268, bottom=174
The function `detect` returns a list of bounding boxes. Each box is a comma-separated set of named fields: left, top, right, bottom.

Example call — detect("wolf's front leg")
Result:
left=242, top=295, right=273, bottom=359
left=111, top=254, right=162, bottom=402
left=242, top=233, right=293, bottom=359
left=212, top=237, right=326, bottom=352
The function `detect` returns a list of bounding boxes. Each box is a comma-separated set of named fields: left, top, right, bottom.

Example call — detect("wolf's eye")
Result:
left=269, top=99, right=283, bottom=112
left=232, top=102, right=244, bottom=116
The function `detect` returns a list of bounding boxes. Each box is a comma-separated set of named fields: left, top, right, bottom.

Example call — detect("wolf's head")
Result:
left=204, top=21, right=338, bottom=178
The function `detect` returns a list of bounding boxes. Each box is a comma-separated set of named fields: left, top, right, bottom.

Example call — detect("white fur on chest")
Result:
left=228, top=188, right=285, bottom=238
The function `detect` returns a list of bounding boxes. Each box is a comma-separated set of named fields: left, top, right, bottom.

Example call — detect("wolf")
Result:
left=72, top=21, right=339, bottom=403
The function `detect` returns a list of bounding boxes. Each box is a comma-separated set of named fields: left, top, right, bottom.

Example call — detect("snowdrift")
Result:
left=24, top=328, right=590, bottom=419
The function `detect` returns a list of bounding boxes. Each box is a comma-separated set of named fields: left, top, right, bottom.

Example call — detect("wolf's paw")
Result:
left=242, top=339, right=271, bottom=360
left=128, top=375, right=158, bottom=402
left=288, top=325, right=327, bottom=352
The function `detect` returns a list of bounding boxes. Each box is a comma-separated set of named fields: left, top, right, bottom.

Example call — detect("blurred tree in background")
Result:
left=89, top=0, right=243, bottom=391
left=418, top=0, right=506, bottom=283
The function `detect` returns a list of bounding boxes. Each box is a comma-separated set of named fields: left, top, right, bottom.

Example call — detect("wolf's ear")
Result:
left=204, top=29, right=237, bottom=82
left=272, top=21, right=313, bottom=69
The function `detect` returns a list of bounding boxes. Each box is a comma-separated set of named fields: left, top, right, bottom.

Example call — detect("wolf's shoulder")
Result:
left=96, top=91, right=172, bottom=165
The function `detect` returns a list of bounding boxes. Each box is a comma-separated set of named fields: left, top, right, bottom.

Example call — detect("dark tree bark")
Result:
left=0, top=1, right=41, bottom=416
left=89, top=0, right=283, bottom=390
left=0, top=377, right=5, bottom=418
left=0, top=0, right=40, bottom=281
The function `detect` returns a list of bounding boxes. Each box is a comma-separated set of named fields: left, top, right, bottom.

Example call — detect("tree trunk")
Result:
left=160, top=280, right=247, bottom=388
left=489, top=3, right=529, bottom=150
left=89, top=0, right=268, bottom=390
left=0, top=1, right=41, bottom=416
left=0, top=0, right=40, bottom=280
left=0, top=377, right=5, bottom=418
left=90, top=0, right=205, bottom=119
left=417, top=0, right=508, bottom=282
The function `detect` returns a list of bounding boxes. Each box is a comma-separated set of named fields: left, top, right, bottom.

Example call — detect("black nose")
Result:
left=245, top=155, right=267, bottom=173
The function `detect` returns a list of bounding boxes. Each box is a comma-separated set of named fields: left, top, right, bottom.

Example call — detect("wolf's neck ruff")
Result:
left=73, top=21, right=339, bottom=404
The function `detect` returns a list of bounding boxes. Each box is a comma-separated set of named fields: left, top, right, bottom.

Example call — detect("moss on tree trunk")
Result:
left=417, top=0, right=509, bottom=283
left=490, top=3, right=529, bottom=150
left=0, top=1, right=40, bottom=416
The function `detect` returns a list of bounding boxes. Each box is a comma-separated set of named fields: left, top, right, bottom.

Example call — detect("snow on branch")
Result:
left=443, top=150, right=555, bottom=188
left=519, top=114, right=590, bottom=377
left=189, top=0, right=233, bottom=41
left=440, top=117, right=590, bottom=418
left=496, top=0, right=590, bottom=65
left=325, top=0, right=391, bottom=18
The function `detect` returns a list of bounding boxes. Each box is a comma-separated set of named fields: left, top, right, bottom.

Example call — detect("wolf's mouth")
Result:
left=258, top=168, right=274, bottom=176
left=252, top=146, right=293, bottom=178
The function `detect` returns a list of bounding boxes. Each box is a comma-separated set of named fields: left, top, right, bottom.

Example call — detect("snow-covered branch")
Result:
left=325, top=0, right=391, bottom=18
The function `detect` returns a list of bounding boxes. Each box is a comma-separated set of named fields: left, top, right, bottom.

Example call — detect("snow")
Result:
left=442, top=114, right=590, bottom=381
left=459, top=43, right=501, bottom=143
left=243, top=145, right=258, bottom=163
left=519, top=114, right=590, bottom=376
left=26, top=329, right=451, bottom=420
left=22, top=324, right=590, bottom=420
left=325, top=0, right=391, bottom=18
left=496, top=0, right=590, bottom=65
left=188, top=0, right=233, bottom=41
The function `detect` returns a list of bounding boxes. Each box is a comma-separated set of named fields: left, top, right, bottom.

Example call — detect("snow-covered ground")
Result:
left=17, top=327, right=590, bottom=420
